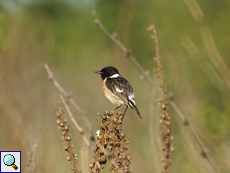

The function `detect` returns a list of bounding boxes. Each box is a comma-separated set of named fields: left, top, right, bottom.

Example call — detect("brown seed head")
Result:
left=170, top=136, right=175, bottom=141
left=66, top=136, right=71, bottom=141
left=165, top=121, right=171, bottom=126
left=162, top=104, right=167, bottom=110
left=170, top=147, right=174, bottom=153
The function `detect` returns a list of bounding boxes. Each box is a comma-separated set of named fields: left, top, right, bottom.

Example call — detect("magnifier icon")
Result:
left=3, top=154, right=18, bottom=170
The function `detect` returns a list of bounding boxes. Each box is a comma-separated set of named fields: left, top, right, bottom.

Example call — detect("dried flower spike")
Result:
left=90, top=111, right=132, bottom=173
left=56, top=106, right=81, bottom=173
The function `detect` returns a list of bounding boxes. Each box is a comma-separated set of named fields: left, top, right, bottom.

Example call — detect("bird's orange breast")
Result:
left=102, top=79, right=124, bottom=106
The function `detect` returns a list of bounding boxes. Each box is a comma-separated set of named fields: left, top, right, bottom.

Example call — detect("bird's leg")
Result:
left=115, top=105, right=122, bottom=110
left=121, top=106, right=128, bottom=120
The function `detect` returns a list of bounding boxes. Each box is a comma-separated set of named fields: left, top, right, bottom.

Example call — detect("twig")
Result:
left=90, top=5, right=161, bottom=93
left=44, top=63, right=92, bottom=132
left=182, top=0, right=222, bottom=172
left=60, top=94, right=91, bottom=149
left=169, top=101, right=186, bottom=122
left=90, top=5, right=219, bottom=173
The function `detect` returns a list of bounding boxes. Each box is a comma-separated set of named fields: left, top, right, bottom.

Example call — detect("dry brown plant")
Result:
left=90, top=111, right=132, bottom=173
left=147, top=25, right=174, bottom=172
left=56, top=106, right=81, bottom=173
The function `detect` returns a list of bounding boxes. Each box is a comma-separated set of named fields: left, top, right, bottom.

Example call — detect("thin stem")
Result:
left=44, top=63, right=92, bottom=132
left=90, top=5, right=160, bottom=93
left=60, top=94, right=91, bottom=148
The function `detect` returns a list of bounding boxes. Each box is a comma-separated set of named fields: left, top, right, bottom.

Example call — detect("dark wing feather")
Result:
left=105, top=77, right=133, bottom=108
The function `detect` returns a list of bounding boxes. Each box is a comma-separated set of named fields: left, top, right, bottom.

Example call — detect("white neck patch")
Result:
left=110, top=73, right=120, bottom=78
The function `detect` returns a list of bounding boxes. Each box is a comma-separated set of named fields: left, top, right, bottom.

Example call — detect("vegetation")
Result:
left=1, top=0, right=230, bottom=172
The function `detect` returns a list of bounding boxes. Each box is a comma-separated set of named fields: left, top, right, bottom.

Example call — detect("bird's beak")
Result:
left=95, top=71, right=102, bottom=74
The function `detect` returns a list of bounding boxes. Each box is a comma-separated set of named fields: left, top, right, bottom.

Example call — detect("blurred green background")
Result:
left=1, top=0, right=230, bottom=172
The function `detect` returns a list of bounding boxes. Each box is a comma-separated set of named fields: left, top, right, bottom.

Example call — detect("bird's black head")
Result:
left=95, top=66, right=120, bottom=80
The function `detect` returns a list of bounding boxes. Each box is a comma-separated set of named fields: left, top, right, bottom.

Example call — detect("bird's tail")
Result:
left=129, top=101, right=142, bottom=119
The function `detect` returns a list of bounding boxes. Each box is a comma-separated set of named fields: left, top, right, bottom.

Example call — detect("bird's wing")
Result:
left=105, top=77, right=134, bottom=108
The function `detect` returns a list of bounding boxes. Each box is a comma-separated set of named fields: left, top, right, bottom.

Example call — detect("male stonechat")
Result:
left=95, top=66, right=142, bottom=120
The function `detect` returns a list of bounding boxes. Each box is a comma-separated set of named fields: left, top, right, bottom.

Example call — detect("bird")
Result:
left=95, top=66, right=142, bottom=120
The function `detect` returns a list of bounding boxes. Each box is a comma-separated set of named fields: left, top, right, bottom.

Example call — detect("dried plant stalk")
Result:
left=56, top=106, right=81, bottom=173
left=90, top=111, right=132, bottom=173
left=147, top=25, right=174, bottom=173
